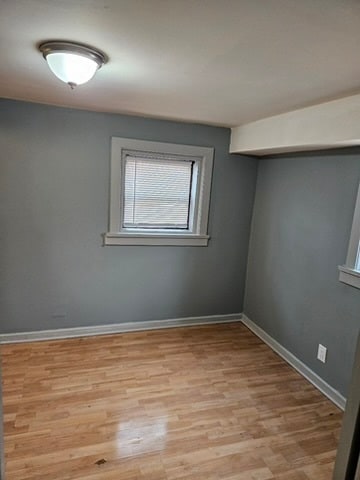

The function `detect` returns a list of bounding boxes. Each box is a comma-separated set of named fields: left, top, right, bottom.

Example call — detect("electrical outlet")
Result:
left=317, top=344, right=327, bottom=363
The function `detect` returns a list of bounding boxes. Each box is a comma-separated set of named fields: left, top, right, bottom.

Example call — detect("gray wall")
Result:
left=244, top=151, right=360, bottom=396
left=0, top=99, right=258, bottom=334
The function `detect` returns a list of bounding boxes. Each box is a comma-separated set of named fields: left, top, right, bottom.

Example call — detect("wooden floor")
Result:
left=2, top=323, right=342, bottom=480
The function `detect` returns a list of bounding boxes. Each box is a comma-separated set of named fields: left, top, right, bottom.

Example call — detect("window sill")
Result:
left=103, top=232, right=209, bottom=246
left=338, top=265, right=360, bottom=290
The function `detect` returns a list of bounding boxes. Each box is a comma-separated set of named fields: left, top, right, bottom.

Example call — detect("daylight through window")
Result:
left=123, top=156, right=193, bottom=230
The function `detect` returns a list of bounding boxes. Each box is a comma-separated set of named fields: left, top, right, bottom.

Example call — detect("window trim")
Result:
left=104, top=137, right=214, bottom=246
left=339, top=182, right=360, bottom=289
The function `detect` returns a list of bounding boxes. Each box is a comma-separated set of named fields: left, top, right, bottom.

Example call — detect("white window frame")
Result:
left=104, top=137, right=214, bottom=246
left=339, top=182, right=360, bottom=289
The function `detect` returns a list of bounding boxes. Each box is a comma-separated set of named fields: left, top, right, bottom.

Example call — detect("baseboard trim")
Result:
left=0, top=313, right=242, bottom=344
left=241, top=314, right=346, bottom=411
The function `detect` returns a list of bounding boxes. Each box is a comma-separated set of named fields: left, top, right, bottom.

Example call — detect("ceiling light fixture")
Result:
left=39, top=41, right=107, bottom=89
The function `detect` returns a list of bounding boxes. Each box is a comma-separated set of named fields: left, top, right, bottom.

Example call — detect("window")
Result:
left=104, top=137, right=214, bottom=246
left=339, top=182, right=360, bottom=289
left=123, top=156, right=193, bottom=230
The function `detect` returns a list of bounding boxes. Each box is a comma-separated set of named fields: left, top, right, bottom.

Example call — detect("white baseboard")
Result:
left=241, top=314, right=346, bottom=410
left=0, top=313, right=242, bottom=344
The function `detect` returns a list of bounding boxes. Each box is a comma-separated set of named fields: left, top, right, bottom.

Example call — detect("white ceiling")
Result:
left=1, top=0, right=360, bottom=127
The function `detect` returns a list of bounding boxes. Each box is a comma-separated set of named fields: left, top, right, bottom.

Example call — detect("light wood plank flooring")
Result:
left=2, top=323, right=342, bottom=479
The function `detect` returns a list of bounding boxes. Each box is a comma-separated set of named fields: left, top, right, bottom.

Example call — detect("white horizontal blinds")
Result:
left=123, top=155, right=193, bottom=229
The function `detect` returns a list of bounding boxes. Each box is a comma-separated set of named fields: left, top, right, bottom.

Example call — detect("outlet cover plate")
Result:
left=317, top=344, right=327, bottom=363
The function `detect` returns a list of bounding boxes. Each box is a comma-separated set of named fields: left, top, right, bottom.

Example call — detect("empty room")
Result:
left=1, top=1, right=360, bottom=479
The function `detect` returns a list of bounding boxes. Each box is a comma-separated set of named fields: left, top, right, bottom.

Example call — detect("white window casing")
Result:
left=104, top=137, right=214, bottom=246
left=339, top=182, right=360, bottom=289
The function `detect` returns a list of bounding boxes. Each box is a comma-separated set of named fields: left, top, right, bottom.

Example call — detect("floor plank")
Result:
left=1, top=323, right=342, bottom=479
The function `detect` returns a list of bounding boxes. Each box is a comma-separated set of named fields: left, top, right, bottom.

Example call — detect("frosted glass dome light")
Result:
left=39, top=41, right=107, bottom=89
